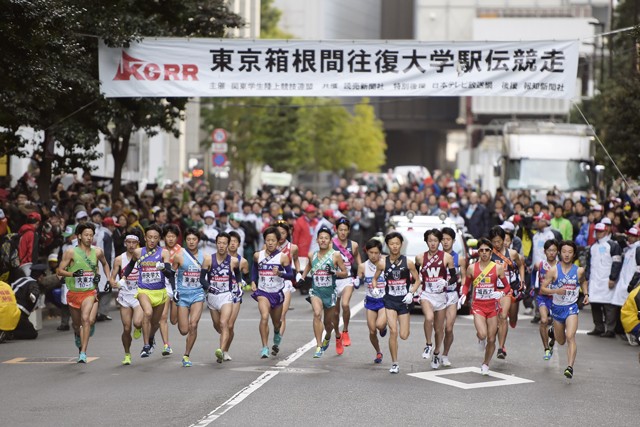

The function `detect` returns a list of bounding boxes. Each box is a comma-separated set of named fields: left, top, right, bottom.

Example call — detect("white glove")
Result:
left=155, top=261, right=165, bottom=271
left=402, top=292, right=413, bottom=304
left=295, top=272, right=303, bottom=283
left=117, top=278, right=127, bottom=289
left=457, top=294, right=466, bottom=310
left=490, top=291, right=505, bottom=299
left=353, top=277, right=361, bottom=289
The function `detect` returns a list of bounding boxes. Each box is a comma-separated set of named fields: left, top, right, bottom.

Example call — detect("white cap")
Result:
left=592, top=204, right=603, bottom=212
left=600, top=217, right=612, bottom=225
left=450, top=202, right=460, bottom=209
left=203, top=210, right=215, bottom=219
left=447, top=192, right=457, bottom=199
left=0, top=209, right=4, bottom=219
left=75, top=210, right=88, bottom=220
left=595, top=223, right=607, bottom=231
left=500, top=221, right=515, bottom=232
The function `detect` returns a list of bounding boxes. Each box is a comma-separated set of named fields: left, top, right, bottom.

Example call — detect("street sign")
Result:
left=211, top=142, right=228, bottom=153
left=212, top=153, right=228, bottom=167
left=211, top=128, right=228, bottom=143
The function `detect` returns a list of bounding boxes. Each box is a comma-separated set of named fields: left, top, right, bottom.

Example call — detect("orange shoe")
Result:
left=342, top=331, right=351, bottom=346
left=336, top=335, right=344, bottom=355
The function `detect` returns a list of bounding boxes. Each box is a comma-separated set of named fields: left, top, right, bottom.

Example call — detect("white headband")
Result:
left=125, top=234, right=139, bottom=242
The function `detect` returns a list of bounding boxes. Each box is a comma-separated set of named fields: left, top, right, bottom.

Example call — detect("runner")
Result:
left=275, top=221, right=301, bottom=355
left=111, top=232, right=143, bottom=365
left=57, top=223, right=114, bottom=363
left=157, top=224, right=182, bottom=356
left=373, top=231, right=421, bottom=374
left=459, top=238, right=509, bottom=375
left=251, top=226, right=294, bottom=358
left=172, top=228, right=209, bottom=367
left=120, top=224, right=175, bottom=358
left=205, top=232, right=238, bottom=363
left=533, top=239, right=559, bottom=360
left=540, top=240, right=589, bottom=379
left=441, top=227, right=466, bottom=367
left=415, top=228, right=456, bottom=370
left=488, top=226, right=525, bottom=360
left=299, top=226, right=348, bottom=358
left=358, top=238, right=387, bottom=363
left=226, top=230, right=250, bottom=361
left=333, top=218, right=362, bottom=348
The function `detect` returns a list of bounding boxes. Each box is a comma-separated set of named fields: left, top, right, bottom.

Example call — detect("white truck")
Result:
left=459, top=121, right=602, bottom=197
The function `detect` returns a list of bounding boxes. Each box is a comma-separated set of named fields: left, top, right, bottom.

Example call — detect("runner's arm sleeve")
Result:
left=609, top=242, right=623, bottom=282
left=460, top=276, right=471, bottom=297
left=251, top=262, right=259, bottom=284
left=122, top=259, right=136, bottom=277
left=164, top=266, right=176, bottom=291
left=500, top=275, right=510, bottom=292
left=447, top=268, right=458, bottom=285
left=200, top=269, right=209, bottom=290
left=279, top=264, right=294, bottom=281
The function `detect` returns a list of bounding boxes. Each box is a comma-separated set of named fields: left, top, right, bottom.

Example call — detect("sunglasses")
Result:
left=478, top=248, right=491, bottom=253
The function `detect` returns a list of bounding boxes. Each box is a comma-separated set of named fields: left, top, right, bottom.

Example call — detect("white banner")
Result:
left=98, top=38, right=580, bottom=99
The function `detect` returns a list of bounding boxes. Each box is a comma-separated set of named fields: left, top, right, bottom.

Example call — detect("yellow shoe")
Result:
left=133, top=328, right=141, bottom=340
left=122, top=354, right=132, bottom=365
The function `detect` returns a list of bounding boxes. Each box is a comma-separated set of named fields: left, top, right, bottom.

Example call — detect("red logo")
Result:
left=113, top=51, right=198, bottom=81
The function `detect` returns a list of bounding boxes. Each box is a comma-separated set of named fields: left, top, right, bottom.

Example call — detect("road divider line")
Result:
left=190, top=299, right=366, bottom=425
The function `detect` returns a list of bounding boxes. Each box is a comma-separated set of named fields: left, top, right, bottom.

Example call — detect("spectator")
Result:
left=293, top=204, right=319, bottom=258
left=464, top=192, right=490, bottom=238
left=550, top=203, right=573, bottom=241
left=18, top=211, right=41, bottom=276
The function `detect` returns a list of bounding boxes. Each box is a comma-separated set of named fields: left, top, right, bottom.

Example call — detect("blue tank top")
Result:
left=384, top=255, right=410, bottom=298
left=137, top=247, right=165, bottom=290
left=446, top=250, right=459, bottom=292
left=177, top=248, right=204, bottom=291
left=552, top=264, right=580, bottom=306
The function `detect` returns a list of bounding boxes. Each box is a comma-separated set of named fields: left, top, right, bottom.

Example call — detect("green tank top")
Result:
left=65, top=247, right=98, bottom=292
left=311, top=249, right=336, bottom=293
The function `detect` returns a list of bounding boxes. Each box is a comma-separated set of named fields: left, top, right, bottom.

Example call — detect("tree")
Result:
left=0, top=0, right=101, bottom=200
left=343, top=98, right=386, bottom=172
left=571, top=1, right=640, bottom=179
left=261, top=0, right=294, bottom=39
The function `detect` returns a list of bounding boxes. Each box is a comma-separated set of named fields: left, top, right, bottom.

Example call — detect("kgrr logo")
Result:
left=113, top=51, right=198, bottom=81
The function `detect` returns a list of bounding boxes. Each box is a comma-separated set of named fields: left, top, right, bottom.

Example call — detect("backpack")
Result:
left=0, top=233, right=21, bottom=278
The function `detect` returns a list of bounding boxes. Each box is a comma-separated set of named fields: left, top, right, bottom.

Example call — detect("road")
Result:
left=1, top=291, right=638, bottom=427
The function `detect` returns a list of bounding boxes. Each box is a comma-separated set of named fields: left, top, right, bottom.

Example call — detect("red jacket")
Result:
left=18, top=223, right=37, bottom=265
left=292, top=216, right=318, bottom=258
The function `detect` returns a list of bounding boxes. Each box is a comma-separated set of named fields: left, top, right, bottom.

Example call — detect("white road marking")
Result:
left=189, top=299, right=365, bottom=426
left=408, top=366, right=534, bottom=389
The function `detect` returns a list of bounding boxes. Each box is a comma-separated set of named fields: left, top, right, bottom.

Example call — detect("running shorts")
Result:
left=136, top=288, right=168, bottom=308
left=206, top=292, right=233, bottom=311
left=335, top=277, right=353, bottom=298
left=364, top=296, right=385, bottom=312
left=117, top=290, right=139, bottom=309
left=536, top=294, right=553, bottom=311
left=383, top=295, right=410, bottom=315
left=177, top=288, right=205, bottom=308
left=251, top=289, right=284, bottom=309
left=551, top=303, right=579, bottom=324
left=445, top=291, right=459, bottom=307
left=310, top=288, right=337, bottom=309
left=472, top=301, right=499, bottom=319
left=66, top=290, right=97, bottom=310
left=418, top=291, right=447, bottom=311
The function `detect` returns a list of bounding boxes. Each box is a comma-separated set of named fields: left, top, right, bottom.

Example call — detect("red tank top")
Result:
left=420, top=250, right=447, bottom=293
left=471, top=262, right=500, bottom=303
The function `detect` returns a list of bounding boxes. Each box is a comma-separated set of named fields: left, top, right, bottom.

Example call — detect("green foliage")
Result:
left=570, top=0, right=640, bottom=179
left=261, top=0, right=294, bottom=39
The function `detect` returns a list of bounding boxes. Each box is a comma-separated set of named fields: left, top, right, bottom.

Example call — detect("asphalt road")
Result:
left=1, top=291, right=638, bottom=427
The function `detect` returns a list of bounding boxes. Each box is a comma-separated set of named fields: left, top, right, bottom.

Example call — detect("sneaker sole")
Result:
left=497, top=353, right=506, bottom=360
left=271, top=345, right=279, bottom=356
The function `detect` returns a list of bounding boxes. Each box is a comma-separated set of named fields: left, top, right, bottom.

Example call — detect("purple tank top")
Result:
left=137, top=247, right=165, bottom=290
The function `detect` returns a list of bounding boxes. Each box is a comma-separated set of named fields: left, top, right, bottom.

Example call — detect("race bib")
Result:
left=75, top=272, right=95, bottom=289
left=388, top=280, right=407, bottom=297
left=313, top=272, right=332, bottom=288
left=182, top=270, right=201, bottom=288
left=475, top=287, right=493, bottom=300
left=141, top=267, right=161, bottom=284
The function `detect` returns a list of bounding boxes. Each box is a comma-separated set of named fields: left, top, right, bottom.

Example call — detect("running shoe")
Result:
left=342, top=331, right=351, bottom=346
left=389, top=363, right=399, bottom=374
left=149, top=335, right=156, bottom=355
left=374, top=352, right=383, bottom=364
left=380, top=327, right=387, bottom=337
left=477, top=338, right=487, bottom=351
left=140, top=345, right=152, bottom=358
left=271, top=345, right=279, bottom=356
left=122, top=354, right=132, bottom=365
left=133, top=328, right=142, bottom=340
left=626, top=333, right=639, bottom=346
left=336, top=335, right=344, bottom=355
left=77, top=352, right=87, bottom=363
left=441, top=355, right=452, bottom=367
left=215, top=348, right=224, bottom=364
left=223, top=352, right=233, bottom=361
left=564, top=365, right=573, bottom=379
left=422, top=344, right=433, bottom=359
left=431, top=353, right=440, bottom=370
left=480, top=363, right=489, bottom=376
left=313, top=347, right=323, bottom=358
left=321, top=337, right=330, bottom=352
left=182, top=355, right=192, bottom=367
left=509, top=317, right=517, bottom=328
left=89, top=324, right=95, bottom=337
left=74, top=333, right=81, bottom=349
left=260, top=346, right=269, bottom=359
left=273, top=332, right=282, bottom=346
left=543, top=349, right=552, bottom=361
left=162, top=344, right=173, bottom=356
left=497, top=347, right=507, bottom=359
left=548, top=326, right=555, bottom=350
